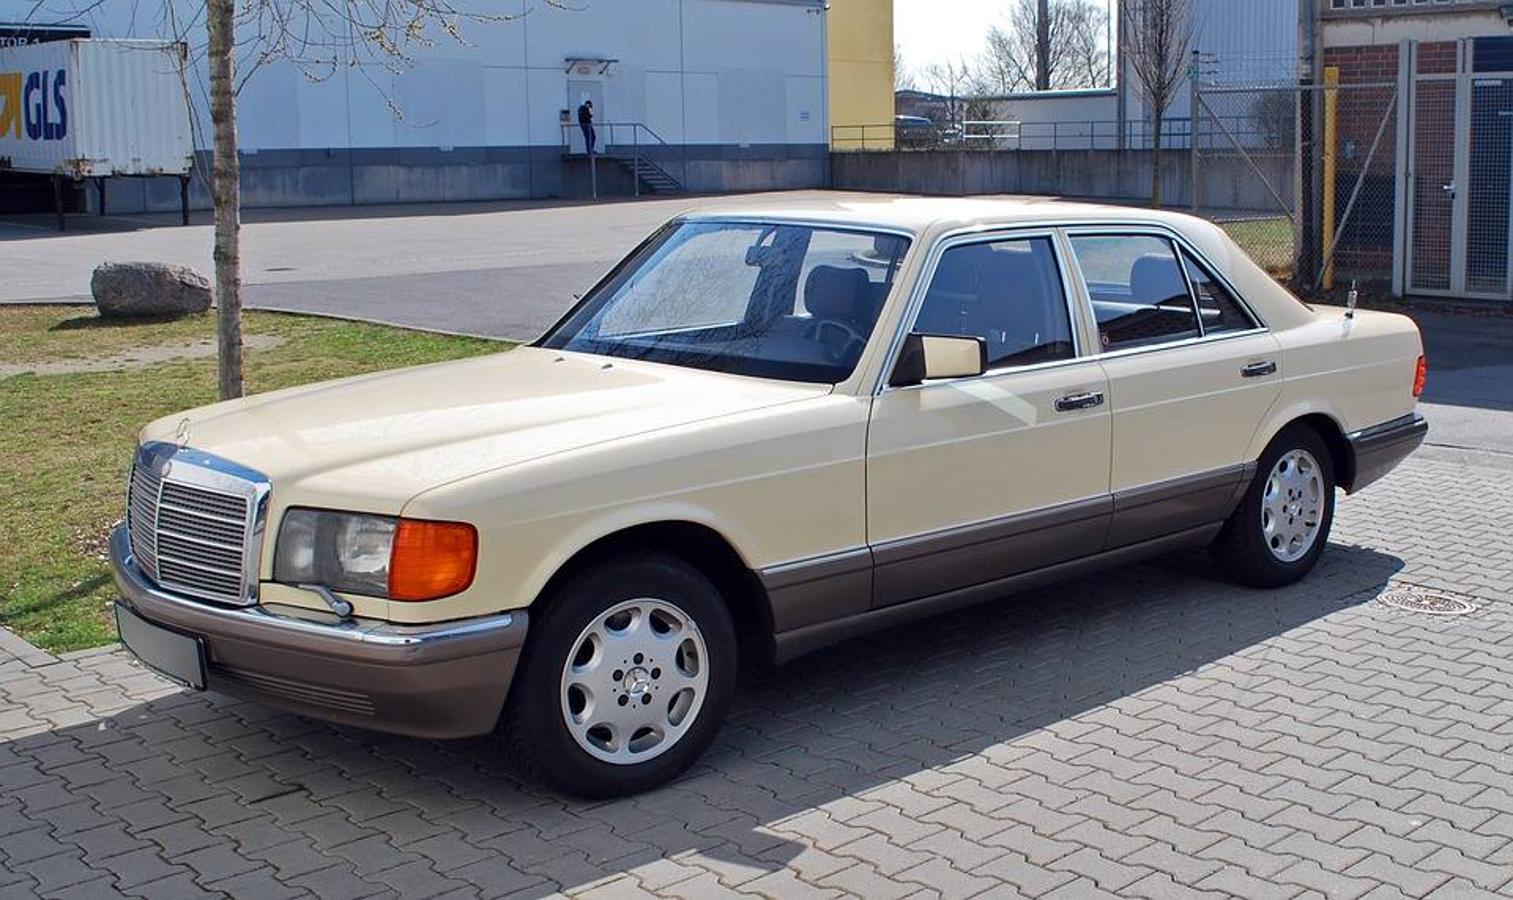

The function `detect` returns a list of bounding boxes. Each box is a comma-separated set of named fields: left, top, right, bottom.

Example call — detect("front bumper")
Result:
left=1347, top=413, right=1428, bottom=493
left=109, top=525, right=528, bottom=739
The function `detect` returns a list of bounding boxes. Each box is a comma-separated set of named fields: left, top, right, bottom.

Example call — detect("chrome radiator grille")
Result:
left=126, top=444, right=269, bottom=606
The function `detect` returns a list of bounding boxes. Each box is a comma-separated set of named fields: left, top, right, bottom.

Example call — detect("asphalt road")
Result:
left=0, top=193, right=821, bottom=340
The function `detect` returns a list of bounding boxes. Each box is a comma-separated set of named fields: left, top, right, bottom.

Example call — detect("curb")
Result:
left=0, top=626, right=60, bottom=669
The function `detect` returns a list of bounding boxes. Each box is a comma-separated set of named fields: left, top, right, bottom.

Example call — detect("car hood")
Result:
left=141, top=347, right=830, bottom=513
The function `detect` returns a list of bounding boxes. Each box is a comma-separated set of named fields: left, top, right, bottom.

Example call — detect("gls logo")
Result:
left=0, top=68, right=68, bottom=141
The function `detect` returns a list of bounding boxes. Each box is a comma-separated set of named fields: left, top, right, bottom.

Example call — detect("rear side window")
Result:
left=912, top=236, right=1075, bottom=369
left=1069, top=235, right=1199, bottom=351
left=1181, top=250, right=1257, bottom=335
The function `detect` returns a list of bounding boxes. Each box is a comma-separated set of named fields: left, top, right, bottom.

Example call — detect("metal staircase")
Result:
left=611, top=155, right=683, bottom=194
left=562, top=122, right=685, bottom=195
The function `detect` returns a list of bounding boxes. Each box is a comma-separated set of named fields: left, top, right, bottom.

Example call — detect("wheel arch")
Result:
left=532, top=520, right=776, bottom=671
left=1255, top=410, right=1355, bottom=492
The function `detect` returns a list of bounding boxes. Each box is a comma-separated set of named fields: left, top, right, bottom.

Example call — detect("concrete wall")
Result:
left=831, top=148, right=1294, bottom=213
left=95, top=142, right=829, bottom=213
left=1321, top=3, right=1511, bottom=48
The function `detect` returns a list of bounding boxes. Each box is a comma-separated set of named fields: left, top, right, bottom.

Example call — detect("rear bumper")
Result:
left=1347, top=413, right=1428, bottom=493
left=109, top=525, right=527, bottom=739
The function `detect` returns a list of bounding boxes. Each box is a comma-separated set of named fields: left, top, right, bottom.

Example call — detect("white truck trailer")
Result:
left=0, top=39, right=194, bottom=228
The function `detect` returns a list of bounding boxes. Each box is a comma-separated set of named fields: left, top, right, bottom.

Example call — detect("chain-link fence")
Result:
left=1193, top=75, right=1399, bottom=291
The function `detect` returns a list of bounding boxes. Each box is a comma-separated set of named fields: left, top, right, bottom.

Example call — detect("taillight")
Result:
left=1412, top=354, right=1427, bottom=398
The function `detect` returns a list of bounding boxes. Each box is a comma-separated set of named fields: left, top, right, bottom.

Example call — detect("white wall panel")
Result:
left=482, top=67, right=531, bottom=146
left=390, top=59, right=485, bottom=147
left=237, top=65, right=300, bottom=150
left=785, top=75, right=824, bottom=144
left=682, top=0, right=823, bottom=76
left=294, top=68, right=354, bottom=149
left=643, top=70, right=685, bottom=143
left=682, top=71, right=720, bottom=144
left=19, top=0, right=831, bottom=153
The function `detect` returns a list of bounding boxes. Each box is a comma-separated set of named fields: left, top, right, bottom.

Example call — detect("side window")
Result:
left=912, top=236, right=1075, bottom=369
left=1182, top=249, right=1257, bottom=335
left=1069, top=235, right=1199, bottom=351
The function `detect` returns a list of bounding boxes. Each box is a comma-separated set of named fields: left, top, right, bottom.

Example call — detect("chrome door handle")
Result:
left=1240, top=360, right=1277, bottom=378
left=1054, top=391, right=1105, bottom=412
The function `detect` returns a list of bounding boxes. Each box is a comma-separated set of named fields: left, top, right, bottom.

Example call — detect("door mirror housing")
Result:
left=889, top=333, right=987, bottom=387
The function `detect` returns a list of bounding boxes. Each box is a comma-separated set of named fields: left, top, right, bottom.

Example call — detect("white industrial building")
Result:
left=0, top=0, right=832, bottom=211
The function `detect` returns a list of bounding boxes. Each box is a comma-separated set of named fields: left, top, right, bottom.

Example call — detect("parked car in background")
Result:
left=894, top=114, right=938, bottom=148
left=110, top=197, right=1427, bottom=797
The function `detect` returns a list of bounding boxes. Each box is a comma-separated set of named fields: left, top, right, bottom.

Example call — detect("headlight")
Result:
left=274, top=509, right=476, bottom=601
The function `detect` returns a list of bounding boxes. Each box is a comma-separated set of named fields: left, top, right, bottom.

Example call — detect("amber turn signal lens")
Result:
left=388, top=519, right=477, bottom=601
left=1413, top=354, right=1427, bottom=398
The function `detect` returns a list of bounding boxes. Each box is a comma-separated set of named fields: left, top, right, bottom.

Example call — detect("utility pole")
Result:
left=1036, top=0, right=1051, bottom=90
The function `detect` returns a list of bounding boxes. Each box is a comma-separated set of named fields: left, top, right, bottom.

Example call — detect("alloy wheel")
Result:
left=1261, top=448, right=1325, bottom=563
left=558, top=598, right=709, bottom=765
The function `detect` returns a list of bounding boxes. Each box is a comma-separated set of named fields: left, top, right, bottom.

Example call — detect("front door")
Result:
left=866, top=232, right=1112, bottom=608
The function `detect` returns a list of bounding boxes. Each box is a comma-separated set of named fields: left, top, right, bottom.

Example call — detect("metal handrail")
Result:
left=832, top=116, right=1293, bottom=153
left=559, top=121, right=678, bottom=197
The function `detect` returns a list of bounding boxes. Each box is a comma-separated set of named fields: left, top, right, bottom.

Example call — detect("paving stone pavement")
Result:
left=3, top=454, right=1512, bottom=899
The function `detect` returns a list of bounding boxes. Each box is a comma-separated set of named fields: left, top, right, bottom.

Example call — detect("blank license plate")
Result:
left=115, top=604, right=206, bottom=690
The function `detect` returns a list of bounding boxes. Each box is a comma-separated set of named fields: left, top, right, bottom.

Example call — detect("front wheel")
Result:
left=1212, top=425, right=1336, bottom=588
left=503, top=554, right=737, bottom=798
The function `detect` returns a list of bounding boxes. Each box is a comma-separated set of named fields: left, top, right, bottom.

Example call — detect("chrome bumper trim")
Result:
left=110, top=525, right=523, bottom=654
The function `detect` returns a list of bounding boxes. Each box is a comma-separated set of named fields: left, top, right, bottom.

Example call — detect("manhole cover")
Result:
left=1378, top=587, right=1477, bottom=616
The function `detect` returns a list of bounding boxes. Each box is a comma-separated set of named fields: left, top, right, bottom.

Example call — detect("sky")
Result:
left=893, top=0, right=1118, bottom=89
left=893, top=0, right=1008, bottom=80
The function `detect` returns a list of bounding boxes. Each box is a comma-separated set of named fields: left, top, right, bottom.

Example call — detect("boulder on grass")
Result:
left=92, top=261, right=213, bottom=319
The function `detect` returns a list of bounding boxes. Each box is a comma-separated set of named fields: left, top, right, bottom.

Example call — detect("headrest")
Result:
left=805, top=266, right=870, bottom=321
left=1130, top=253, right=1189, bottom=306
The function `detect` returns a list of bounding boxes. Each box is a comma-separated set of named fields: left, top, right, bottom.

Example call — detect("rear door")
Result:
left=1065, top=229, right=1283, bottom=548
left=866, top=231, right=1112, bottom=608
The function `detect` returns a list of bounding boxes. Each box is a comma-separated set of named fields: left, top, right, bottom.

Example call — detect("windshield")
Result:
left=540, top=221, right=911, bottom=383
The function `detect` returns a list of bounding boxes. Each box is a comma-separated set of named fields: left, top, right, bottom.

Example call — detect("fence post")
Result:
left=1189, top=51, right=1201, bottom=212
left=1322, top=66, right=1339, bottom=291
left=1391, top=40, right=1413, bottom=297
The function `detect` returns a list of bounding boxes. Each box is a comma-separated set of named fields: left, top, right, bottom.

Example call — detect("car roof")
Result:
left=678, top=193, right=1216, bottom=236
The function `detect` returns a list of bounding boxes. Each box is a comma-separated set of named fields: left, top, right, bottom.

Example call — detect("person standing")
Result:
left=577, top=100, right=596, bottom=155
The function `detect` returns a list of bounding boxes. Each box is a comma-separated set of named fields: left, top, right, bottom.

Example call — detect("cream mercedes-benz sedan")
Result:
left=111, top=197, right=1427, bottom=796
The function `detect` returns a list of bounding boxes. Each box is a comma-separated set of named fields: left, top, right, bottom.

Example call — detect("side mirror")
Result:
left=889, top=333, right=987, bottom=387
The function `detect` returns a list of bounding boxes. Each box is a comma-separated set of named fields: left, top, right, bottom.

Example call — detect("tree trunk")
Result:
left=1150, top=109, right=1163, bottom=208
left=1035, top=0, right=1051, bottom=90
left=207, top=0, right=243, bottom=400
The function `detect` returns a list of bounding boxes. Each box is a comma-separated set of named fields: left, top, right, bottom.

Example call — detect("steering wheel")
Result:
left=808, top=318, right=867, bottom=363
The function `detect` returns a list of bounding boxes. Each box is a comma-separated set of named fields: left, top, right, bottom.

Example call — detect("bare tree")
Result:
left=1064, top=1, right=1113, bottom=88
left=894, top=43, right=917, bottom=92
left=174, top=1, right=564, bottom=399
left=977, top=0, right=1111, bottom=96
left=921, top=58, right=978, bottom=123
left=1122, top=0, right=1194, bottom=207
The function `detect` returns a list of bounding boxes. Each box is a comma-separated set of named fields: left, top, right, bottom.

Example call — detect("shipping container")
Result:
left=0, top=39, right=192, bottom=178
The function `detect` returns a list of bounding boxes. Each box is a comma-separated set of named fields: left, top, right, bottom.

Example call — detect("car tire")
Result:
left=502, top=554, right=738, bottom=798
left=1212, top=424, right=1336, bottom=588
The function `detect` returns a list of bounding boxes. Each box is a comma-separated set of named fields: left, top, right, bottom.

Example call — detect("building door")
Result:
left=567, top=79, right=605, bottom=154
left=1464, top=75, right=1513, bottom=298
left=1405, top=38, right=1513, bottom=301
